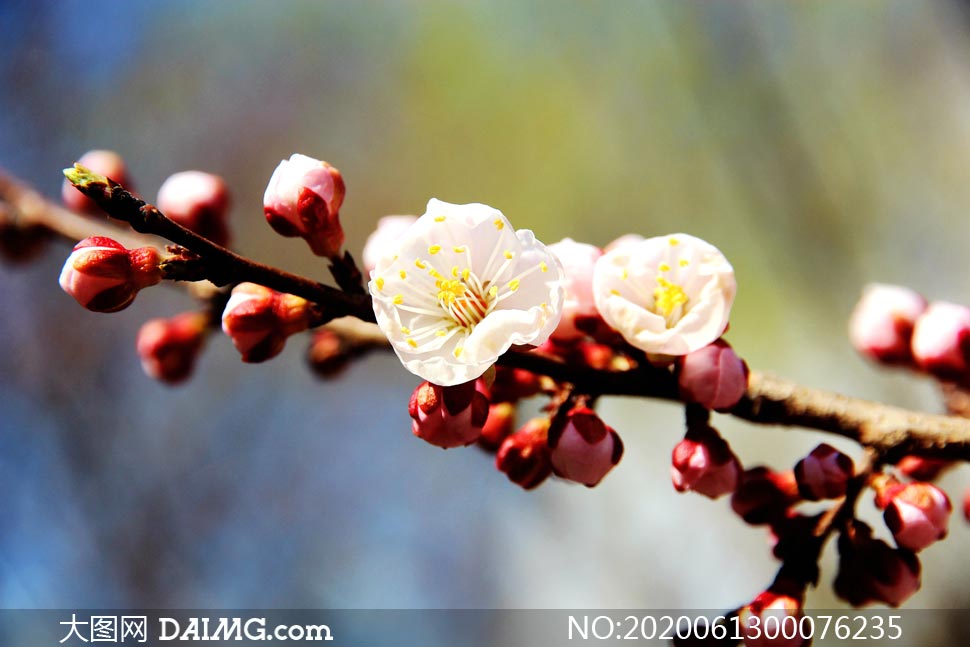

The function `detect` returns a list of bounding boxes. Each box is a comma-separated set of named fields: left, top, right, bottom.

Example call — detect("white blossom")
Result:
left=592, top=233, right=735, bottom=356
left=369, top=199, right=565, bottom=386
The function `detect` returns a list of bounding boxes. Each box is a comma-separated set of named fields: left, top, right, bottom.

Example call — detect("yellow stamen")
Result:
left=508, top=279, right=520, bottom=292
left=400, top=326, right=411, bottom=335
left=488, top=285, right=499, bottom=298
left=436, top=329, right=447, bottom=337
left=454, top=346, right=463, bottom=358
left=407, top=338, right=418, bottom=348
left=679, top=259, right=689, bottom=267
left=429, top=245, right=441, bottom=255
left=669, top=237, right=679, bottom=246
left=415, top=259, right=426, bottom=269
left=494, top=219, right=504, bottom=230
left=399, top=270, right=407, bottom=279
left=393, top=294, right=404, bottom=305
left=621, top=268, right=628, bottom=279
left=653, top=277, right=688, bottom=319
left=504, top=250, right=513, bottom=259
left=610, top=289, right=621, bottom=296
left=659, top=262, right=671, bottom=272
left=453, top=246, right=466, bottom=253
left=375, top=277, right=385, bottom=291
left=434, top=216, right=446, bottom=222
left=540, top=261, right=548, bottom=273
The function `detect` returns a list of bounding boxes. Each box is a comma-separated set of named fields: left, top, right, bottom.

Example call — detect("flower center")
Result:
left=653, top=276, right=688, bottom=327
left=437, top=277, right=491, bottom=328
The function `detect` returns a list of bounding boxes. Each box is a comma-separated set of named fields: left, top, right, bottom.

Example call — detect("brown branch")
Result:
left=7, top=167, right=970, bottom=462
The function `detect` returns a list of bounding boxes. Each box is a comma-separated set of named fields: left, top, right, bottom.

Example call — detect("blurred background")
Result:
left=2, top=0, right=970, bottom=639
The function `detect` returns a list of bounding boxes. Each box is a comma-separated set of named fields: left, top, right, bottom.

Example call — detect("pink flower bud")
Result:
left=62, top=150, right=131, bottom=215
left=739, top=585, right=808, bottom=647
left=911, top=301, right=970, bottom=379
left=478, top=402, right=516, bottom=451
left=731, top=468, right=800, bottom=525
left=496, top=418, right=553, bottom=489
left=362, top=215, right=417, bottom=274
left=548, top=407, right=623, bottom=487
left=156, top=171, right=231, bottom=247
left=58, top=236, right=162, bottom=312
left=835, top=521, right=921, bottom=607
left=671, top=424, right=741, bottom=499
left=848, top=283, right=926, bottom=365
left=793, top=443, right=853, bottom=501
left=409, top=380, right=489, bottom=449
left=306, top=328, right=352, bottom=378
left=894, top=455, right=951, bottom=482
left=263, top=153, right=345, bottom=258
left=547, top=238, right=602, bottom=343
left=676, top=339, right=749, bottom=411
left=876, top=481, right=951, bottom=552
left=135, top=311, right=208, bottom=384
left=221, top=282, right=312, bottom=363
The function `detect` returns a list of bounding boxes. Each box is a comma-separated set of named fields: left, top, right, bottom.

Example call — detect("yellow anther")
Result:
left=488, top=285, right=499, bottom=298
left=659, top=262, right=671, bottom=272
left=429, top=245, right=442, bottom=255
left=653, top=277, right=688, bottom=319
left=399, top=270, right=407, bottom=279
left=393, top=294, right=404, bottom=305
left=434, top=215, right=446, bottom=222
left=453, top=246, right=465, bottom=253
left=375, top=277, right=385, bottom=291
left=407, top=338, right=418, bottom=348
left=493, top=219, right=504, bottom=230
left=679, top=259, right=689, bottom=267
left=504, top=250, right=513, bottom=259
left=415, top=259, right=426, bottom=269
left=621, top=268, right=628, bottom=279
left=462, top=268, right=470, bottom=281
left=400, top=326, right=411, bottom=335
left=437, top=279, right=466, bottom=305
left=669, top=237, right=679, bottom=246
left=451, top=266, right=459, bottom=278
left=610, top=289, right=621, bottom=296
left=429, top=268, right=442, bottom=280
left=454, top=346, right=463, bottom=358
left=508, top=279, right=520, bottom=292
left=436, top=329, right=447, bottom=337
left=540, top=261, right=548, bottom=273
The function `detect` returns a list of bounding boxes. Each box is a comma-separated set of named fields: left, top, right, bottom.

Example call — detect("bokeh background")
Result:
left=3, top=0, right=970, bottom=641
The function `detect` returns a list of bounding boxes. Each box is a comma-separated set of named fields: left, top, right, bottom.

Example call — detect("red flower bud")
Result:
left=671, top=424, right=741, bottom=499
left=62, top=150, right=131, bottom=215
left=876, top=481, right=951, bottom=552
left=911, top=301, right=970, bottom=380
left=731, top=468, right=800, bottom=525
left=263, top=153, right=345, bottom=258
left=136, top=311, right=208, bottom=384
left=835, top=521, right=920, bottom=607
left=221, top=283, right=312, bottom=362
left=548, top=407, right=623, bottom=487
left=409, top=380, right=489, bottom=449
left=58, top=236, right=162, bottom=312
left=156, top=171, right=231, bottom=247
left=894, top=455, right=951, bottom=482
left=848, top=283, right=926, bottom=365
left=496, top=417, right=552, bottom=489
left=486, top=366, right=542, bottom=403
left=478, top=402, right=516, bottom=451
left=306, top=328, right=352, bottom=378
left=793, top=443, right=853, bottom=501
left=739, top=583, right=808, bottom=647
left=677, top=339, right=748, bottom=411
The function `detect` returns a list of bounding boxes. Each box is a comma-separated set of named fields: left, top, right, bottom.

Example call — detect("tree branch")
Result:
left=7, top=167, right=970, bottom=461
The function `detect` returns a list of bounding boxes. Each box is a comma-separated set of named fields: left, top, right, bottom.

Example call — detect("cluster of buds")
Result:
left=850, top=283, right=970, bottom=382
